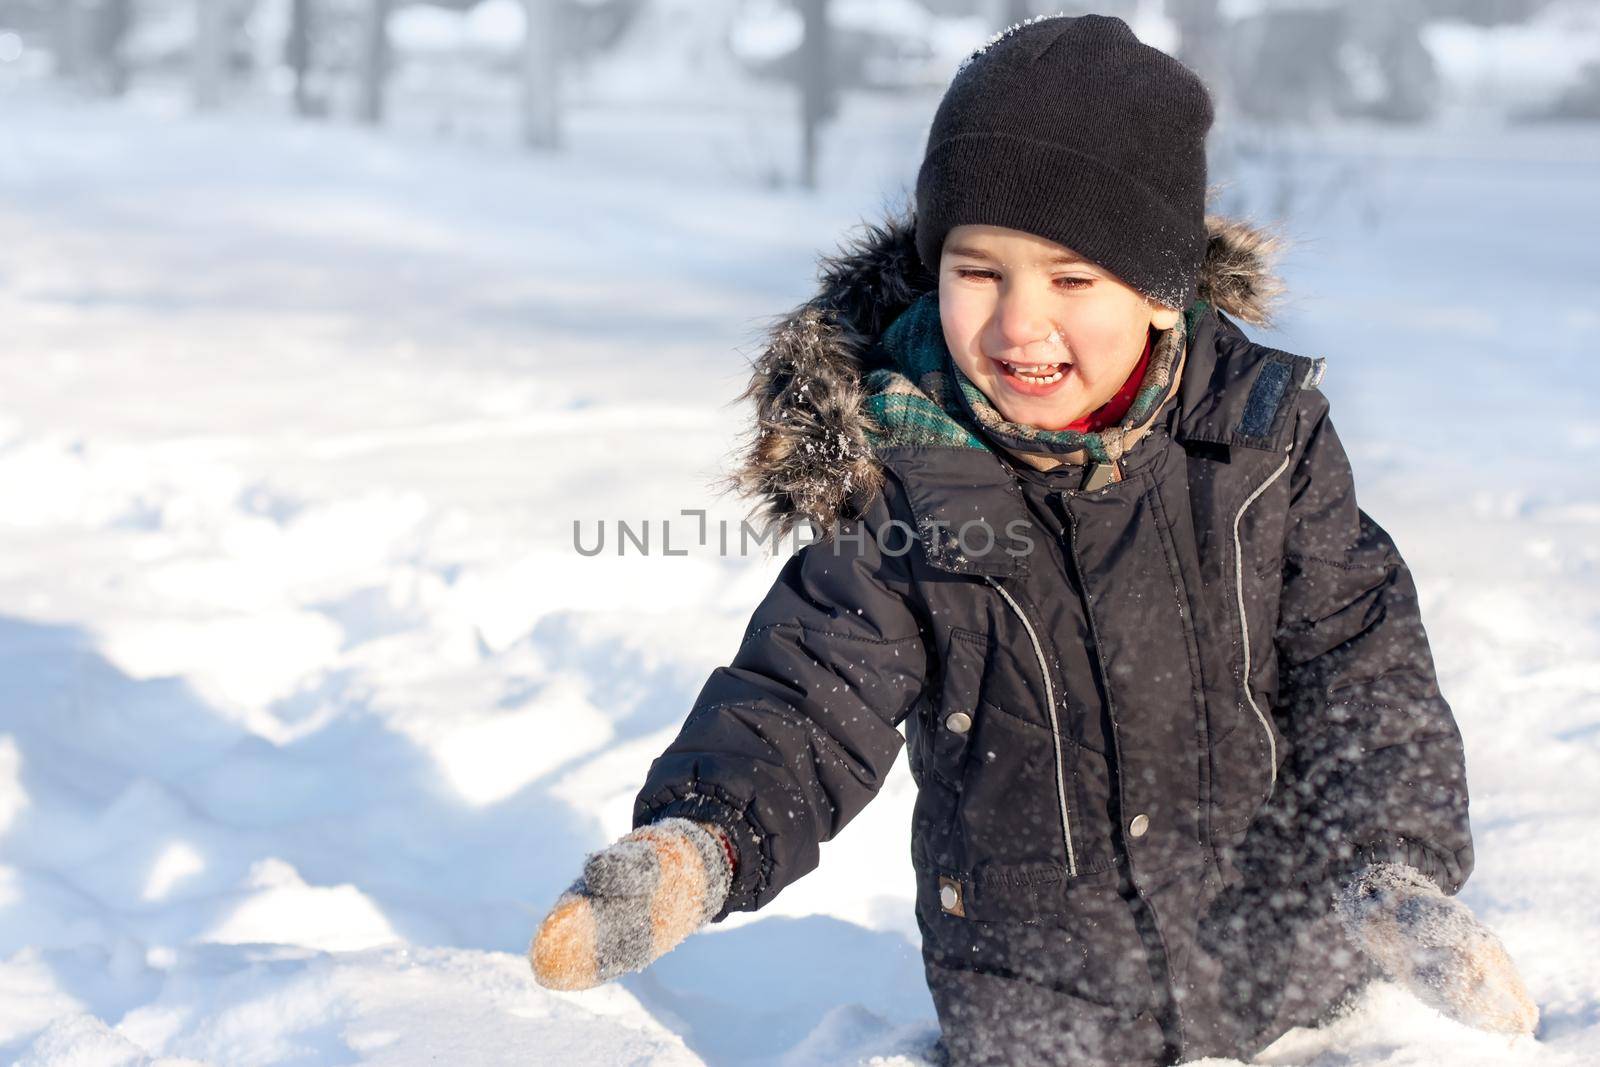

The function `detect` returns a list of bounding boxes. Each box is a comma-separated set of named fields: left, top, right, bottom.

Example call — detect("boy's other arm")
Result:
left=630, top=481, right=930, bottom=920
left=1272, top=388, right=1474, bottom=897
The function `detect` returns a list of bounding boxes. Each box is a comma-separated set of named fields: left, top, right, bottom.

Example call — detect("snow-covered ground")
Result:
left=0, top=84, right=1597, bottom=1066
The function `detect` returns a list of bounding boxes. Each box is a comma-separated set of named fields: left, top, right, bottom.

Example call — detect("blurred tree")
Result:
left=736, top=0, right=947, bottom=95
left=1168, top=0, right=1223, bottom=95
left=358, top=0, right=389, bottom=121
left=50, top=0, right=83, bottom=79
left=1342, top=1, right=1440, bottom=123
left=1224, top=6, right=1362, bottom=124
left=341, top=0, right=636, bottom=143
left=559, top=0, right=641, bottom=56
left=522, top=0, right=561, bottom=149
left=286, top=0, right=321, bottom=115
left=42, top=0, right=131, bottom=93
left=798, top=0, right=832, bottom=189
left=1530, top=59, right=1600, bottom=120
left=1418, top=0, right=1557, bottom=25
left=91, top=0, right=133, bottom=92
left=1221, top=1, right=1449, bottom=126
left=193, top=0, right=227, bottom=107
left=1167, top=0, right=1242, bottom=216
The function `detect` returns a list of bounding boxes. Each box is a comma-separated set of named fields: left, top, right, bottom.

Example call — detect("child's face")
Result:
left=938, top=224, right=1182, bottom=431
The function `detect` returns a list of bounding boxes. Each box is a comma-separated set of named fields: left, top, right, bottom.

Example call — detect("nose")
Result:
left=992, top=285, right=1054, bottom=354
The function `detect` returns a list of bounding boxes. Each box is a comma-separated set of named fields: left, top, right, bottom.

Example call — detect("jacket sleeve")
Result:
left=1272, top=388, right=1474, bottom=896
left=631, top=482, right=931, bottom=921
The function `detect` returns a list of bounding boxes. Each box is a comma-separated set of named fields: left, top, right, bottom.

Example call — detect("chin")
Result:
left=995, top=396, right=1090, bottom=432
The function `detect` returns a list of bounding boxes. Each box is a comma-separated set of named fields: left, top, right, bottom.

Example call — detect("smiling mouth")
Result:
left=996, top=359, right=1070, bottom=384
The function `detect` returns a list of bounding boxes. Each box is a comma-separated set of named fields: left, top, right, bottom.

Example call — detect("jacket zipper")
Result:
left=1232, top=445, right=1294, bottom=792
left=983, top=575, right=1078, bottom=876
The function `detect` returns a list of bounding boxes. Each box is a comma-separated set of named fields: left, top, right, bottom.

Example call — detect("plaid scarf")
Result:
left=863, top=290, right=1206, bottom=465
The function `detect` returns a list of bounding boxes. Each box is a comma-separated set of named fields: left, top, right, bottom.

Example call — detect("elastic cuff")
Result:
left=636, top=790, right=767, bottom=921
left=704, top=823, right=738, bottom=877
left=1336, top=838, right=1460, bottom=897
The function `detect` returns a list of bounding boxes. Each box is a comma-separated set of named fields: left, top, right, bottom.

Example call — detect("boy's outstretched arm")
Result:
left=1273, top=387, right=1474, bottom=895
left=628, top=484, right=930, bottom=919
left=530, top=483, right=930, bottom=988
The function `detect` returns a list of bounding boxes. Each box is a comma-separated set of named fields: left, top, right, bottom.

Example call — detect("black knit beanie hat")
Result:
left=914, top=13, right=1214, bottom=311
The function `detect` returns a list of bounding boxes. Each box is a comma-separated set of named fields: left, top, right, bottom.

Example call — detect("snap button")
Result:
left=938, top=876, right=965, bottom=916
left=1128, top=813, right=1150, bottom=838
left=944, top=710, right=972, bottom=734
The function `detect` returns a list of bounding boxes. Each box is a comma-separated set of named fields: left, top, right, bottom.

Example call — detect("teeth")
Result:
left=1003, top=361, right=1067, bottom=384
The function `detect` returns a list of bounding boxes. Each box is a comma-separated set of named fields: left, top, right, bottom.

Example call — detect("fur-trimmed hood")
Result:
left=725, top=209, right=1287, bottom=535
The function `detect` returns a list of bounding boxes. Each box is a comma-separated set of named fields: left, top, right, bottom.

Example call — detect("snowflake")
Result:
left=955, top=11, right=1073, bottom=79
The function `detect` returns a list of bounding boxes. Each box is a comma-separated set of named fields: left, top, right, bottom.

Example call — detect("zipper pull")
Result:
left=1081, top=461, right=1118, bottom=492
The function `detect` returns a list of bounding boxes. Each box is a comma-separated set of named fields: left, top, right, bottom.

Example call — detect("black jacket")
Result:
left=631, top=212, right=1473, bottom=1065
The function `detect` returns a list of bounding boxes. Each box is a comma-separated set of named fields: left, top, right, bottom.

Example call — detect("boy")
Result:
left=530, top=14, right=1536, bottom=1066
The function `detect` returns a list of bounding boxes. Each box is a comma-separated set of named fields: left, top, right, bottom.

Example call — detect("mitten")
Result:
left=530, top=817, right=736, bottom=990
left=1333, top=862, right=1538, bottom=1035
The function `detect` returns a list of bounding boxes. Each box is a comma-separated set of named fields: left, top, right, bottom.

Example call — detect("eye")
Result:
left=1055, top=276, right=1093, bottom=290
left=954, top=267, right=997, bottom=281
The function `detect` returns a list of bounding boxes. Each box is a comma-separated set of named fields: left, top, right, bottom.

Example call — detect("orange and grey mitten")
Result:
left=530, top=817, right=735, bottom=990
left=1334, top=862, right=1538, bottom=1035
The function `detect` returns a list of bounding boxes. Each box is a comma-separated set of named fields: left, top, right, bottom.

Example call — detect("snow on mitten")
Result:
left=530, top=817, right=735, bottom=991
left=1333, top=861, right=1538, bottom=1035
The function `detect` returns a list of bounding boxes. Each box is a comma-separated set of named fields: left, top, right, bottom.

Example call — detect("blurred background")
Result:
left=2, top=2, right=1598, bottom=1066
left=7, top=0, right=1600, bottom=175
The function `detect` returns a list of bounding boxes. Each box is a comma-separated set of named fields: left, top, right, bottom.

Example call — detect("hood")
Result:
left=723, top=209, right=1288, bottom=536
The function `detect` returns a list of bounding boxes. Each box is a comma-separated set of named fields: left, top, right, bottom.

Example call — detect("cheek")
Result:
left=1070, top=338, right=1124, bottom=384
left=1063, top=310, right=1147, bottom=384
left=938, top=289, right=992, bottom=376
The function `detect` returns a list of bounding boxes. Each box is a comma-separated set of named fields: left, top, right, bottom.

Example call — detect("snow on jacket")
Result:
left=631, top=209, right=1474, bottom=1063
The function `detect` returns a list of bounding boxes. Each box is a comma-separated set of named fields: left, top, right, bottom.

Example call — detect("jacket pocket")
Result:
left=929, top=627, right=986, bottom=791
left=958, top=699, right=1078, bottom=871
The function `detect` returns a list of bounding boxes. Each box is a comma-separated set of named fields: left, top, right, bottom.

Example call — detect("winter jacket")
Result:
left=631, top=210, right=1474, bottom=1065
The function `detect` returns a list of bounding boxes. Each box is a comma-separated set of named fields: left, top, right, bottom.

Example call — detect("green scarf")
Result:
left=863, top=291, right=1207, bottom=466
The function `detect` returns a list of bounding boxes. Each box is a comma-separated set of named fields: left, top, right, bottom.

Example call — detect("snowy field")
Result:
left=1, top=85, right=1598, bottom=1066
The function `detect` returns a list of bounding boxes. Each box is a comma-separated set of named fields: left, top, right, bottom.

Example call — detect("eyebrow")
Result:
left=945, top=245, right=1088, bottom=267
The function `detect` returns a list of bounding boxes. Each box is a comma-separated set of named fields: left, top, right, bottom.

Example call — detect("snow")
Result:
left=1, top=75, right=1598, bottom=1065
